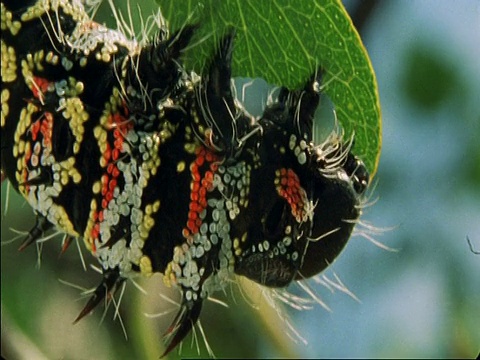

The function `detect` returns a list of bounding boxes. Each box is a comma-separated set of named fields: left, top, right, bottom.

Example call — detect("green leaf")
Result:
left=156, top=0, right=381, bottom=175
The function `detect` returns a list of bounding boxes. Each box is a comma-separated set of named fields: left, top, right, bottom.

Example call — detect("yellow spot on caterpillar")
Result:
left=83, top=199, right=98, bottom=252
left=79, top=57, right=88, bottom=67
left=51, top=205, right=79, bottom=237
left=92, top=181, right=101, bottom=194
left=1, top=89, right=10, bottom=127
left=163, top=262, right=176, bottom=287
left=241, top=232, right=248, bottom=243
left=177, top=161, right=186, bottom=173
left=72, top=172, right=82, bottom=184
left=1, top=40, right=17, bottom=82
left=2, top=4, right=22, bottom=35
left=233, top=237, right=242, bottom=256
left=184, top=142, right=196, bottom=154
left=145, top=204, right=153, bottom=216
left=140, top=255, right=153, bottom=277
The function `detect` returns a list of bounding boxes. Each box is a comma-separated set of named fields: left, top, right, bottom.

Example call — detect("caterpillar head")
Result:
left=232, top=69, right=370, bottom=285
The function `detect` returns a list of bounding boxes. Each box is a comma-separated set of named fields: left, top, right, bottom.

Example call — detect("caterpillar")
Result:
left=1, top=0, right=370, bottom=356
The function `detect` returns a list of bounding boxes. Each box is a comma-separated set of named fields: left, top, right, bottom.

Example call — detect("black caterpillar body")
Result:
left=1, top=0, right=369, bottom=356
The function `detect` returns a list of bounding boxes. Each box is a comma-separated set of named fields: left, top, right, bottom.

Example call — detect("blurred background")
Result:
left=2, top=0, right=479, bottom=359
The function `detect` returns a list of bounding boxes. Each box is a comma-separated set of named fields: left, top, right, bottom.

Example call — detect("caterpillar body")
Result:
left=1, top=0, right=370, bottom=356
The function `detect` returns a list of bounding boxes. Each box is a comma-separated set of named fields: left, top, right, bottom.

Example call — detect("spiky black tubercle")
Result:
left=1, top=0, right=370, bottom=356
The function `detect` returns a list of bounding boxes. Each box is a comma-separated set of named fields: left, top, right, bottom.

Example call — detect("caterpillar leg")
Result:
left=59, top=234, right=75, bottom=255
left=73, top=268, right=125, bottom=324
left=18, top=213, right=54, bottom=251
left=161, top=296, right=203, bottom=358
